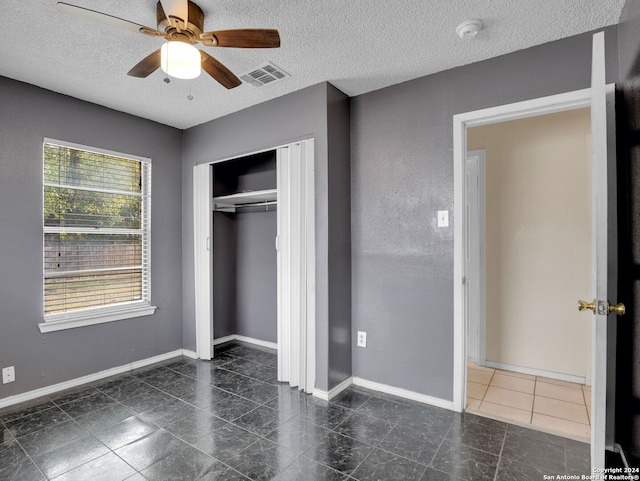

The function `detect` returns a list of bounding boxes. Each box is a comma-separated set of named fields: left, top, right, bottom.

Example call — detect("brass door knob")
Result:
left=578, top=299, right=596, bottom=313
left=608, top=302, right=625, bottom=316
left=578, top=299, right=625, bottom=315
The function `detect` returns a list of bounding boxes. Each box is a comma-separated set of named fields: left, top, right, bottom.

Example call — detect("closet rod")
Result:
left=235, top=200, right=277, bottom=208
left=213, top=200, right=278, bottom=211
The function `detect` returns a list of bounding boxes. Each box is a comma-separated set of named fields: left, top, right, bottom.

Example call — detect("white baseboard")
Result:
left=181, top=349, right=198, bottom=360
left=314, top=376, right=353, bottom=401
left=352, top=377, right=455, bottom=411
left=0, top=349, right=189, bottom=410
left=213, top=335, right=236, bottom=346
left=483, top=360, right=586, bottom=385
left=213, top=334, right=277, bottom=351
left=313, top=376, right=455, bottom=412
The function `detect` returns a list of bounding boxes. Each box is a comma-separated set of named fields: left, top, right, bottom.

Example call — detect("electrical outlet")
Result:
left=357, top=331, right=367, bottom=348
left=2, top=366, right=15, bottom=384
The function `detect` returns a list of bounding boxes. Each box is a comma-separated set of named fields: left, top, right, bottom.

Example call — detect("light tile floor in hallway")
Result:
left=466, top=361, right=591, bottom=442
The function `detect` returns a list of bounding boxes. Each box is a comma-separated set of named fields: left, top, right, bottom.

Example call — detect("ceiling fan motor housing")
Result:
left=156, top=0, right=204, bottom=43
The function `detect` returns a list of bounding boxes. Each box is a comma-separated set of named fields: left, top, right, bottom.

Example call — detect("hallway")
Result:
left=467, top=361, right=590, bottom=442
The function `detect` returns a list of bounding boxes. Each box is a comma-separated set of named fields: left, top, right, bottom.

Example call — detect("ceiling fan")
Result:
left=57, top=0, right=281, bottom=89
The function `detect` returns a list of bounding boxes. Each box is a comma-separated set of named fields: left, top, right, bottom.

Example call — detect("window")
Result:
left=40, top=139, right=155, bottom=333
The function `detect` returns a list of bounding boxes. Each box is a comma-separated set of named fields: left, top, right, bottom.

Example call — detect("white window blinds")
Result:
left=43, top=140, right=151, bottom=319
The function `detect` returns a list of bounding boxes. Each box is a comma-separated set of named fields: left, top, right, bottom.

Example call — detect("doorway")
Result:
left=464, top=109, right=592, bottom=441
left=454, top=33, right=618, bottom=471
left=453, top=88, right=595, bottom=410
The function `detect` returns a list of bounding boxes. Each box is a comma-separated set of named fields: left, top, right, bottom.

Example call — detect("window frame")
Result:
left=39, top=138, right=156, bottom=333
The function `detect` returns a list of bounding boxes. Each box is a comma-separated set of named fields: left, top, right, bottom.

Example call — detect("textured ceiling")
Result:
left=0, top=0, right=626, bottom=129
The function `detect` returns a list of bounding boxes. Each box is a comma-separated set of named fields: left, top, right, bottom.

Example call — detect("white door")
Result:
left=465, top=150, right=486, bottom=365
left=193, top=162, right=213, bottom=360
left=586, top=31, right=619, bottom=471
left=277, top=139, right=316, bottom=393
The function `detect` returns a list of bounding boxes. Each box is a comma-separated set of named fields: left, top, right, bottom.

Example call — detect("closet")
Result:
left=211, top=150, right=278, bottom=347
left=194, top=139, right=315, bottom=392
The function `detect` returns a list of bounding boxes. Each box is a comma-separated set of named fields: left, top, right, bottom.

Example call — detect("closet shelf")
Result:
left=213, top=188, right=277, bottom=212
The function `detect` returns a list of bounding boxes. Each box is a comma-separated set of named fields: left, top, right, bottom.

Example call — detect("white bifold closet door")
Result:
left=277, top=139, right=315, bottom=393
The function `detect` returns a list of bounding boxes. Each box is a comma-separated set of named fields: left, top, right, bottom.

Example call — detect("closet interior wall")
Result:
left=212, top=150, right=278, bottom=344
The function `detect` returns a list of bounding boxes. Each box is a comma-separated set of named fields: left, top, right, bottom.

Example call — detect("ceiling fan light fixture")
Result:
left=161, top=41, right=201, bottom=79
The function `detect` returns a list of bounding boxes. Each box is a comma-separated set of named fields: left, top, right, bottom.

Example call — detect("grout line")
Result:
left=492, top=370, right=536, bottom=382
left=582, top=387, right=591, bottom=425
left=429, top=417, right=455, bottom=469
left=530, top=377, right=536, bottom=425
left=486, top=369, right=497, bottom=393
left=534, top=393, right=591, bottom=406
left=535, top=379, right=583, bottom=390
left=531, top=411, right=590, bottom=426
left=493, top=420, right=509, bottom=481
left=487, top=380, right=536, bottom=396
left=478, top=399, right=532, bottom=416
left=478, top=374, right=492, bottom=409
left=13, top=435, right=55, bottom=480
left=469, top=369, right=494, bottom=412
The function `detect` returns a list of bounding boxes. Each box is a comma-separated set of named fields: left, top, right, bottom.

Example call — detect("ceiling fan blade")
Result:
left=127, top=49, right=162, bottom=78
left=160, top=0, right=189, bottom=29
left=57, top=2, right=162, bottom=37
left=200, top=51, right=242, bottom=89
left=157, top=1, right=168, bottom=25
left=200, top=29, right=281, bottom=48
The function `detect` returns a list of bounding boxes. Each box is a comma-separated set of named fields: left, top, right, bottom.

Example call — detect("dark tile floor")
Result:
left=0, top=342, right=590, bottom=480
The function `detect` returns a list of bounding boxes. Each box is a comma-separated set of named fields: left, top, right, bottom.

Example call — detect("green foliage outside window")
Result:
left=43, top=142, right=149, bottom=316
left=43, top=145, right=142, bottom=229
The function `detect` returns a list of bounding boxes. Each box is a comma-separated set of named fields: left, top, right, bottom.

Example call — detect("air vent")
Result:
left=240, top=62, right=290, bottom=87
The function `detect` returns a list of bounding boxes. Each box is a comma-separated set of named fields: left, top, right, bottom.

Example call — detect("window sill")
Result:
left=39, top=304, right=157, bottom=333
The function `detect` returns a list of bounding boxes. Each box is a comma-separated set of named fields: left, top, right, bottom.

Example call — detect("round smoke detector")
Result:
left=456, top=19, right=483, bottom=40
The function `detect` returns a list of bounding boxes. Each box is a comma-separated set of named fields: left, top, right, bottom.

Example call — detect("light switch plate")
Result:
left=437, top=210, right=449, bottom=227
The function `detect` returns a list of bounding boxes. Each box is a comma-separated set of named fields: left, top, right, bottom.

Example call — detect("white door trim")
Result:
left=453, top=88, right=592, bottom=411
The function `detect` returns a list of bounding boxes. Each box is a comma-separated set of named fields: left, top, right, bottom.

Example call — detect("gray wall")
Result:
left=182, top=82, right=352, bottom=391
left=213, top=211, right=236, bottom=339
left=327, top=85, right=352, bottom=387
left=350, top=28, right=618, bottom=400
left=212, top=208, right=277, bottom=344
left=615, top=0, right=640, bottom=464
left=618, top=0, right=640, bottom=81
left=0, top=77, right=183, bottom=399
left=236, top=209, right=277, bottom=343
